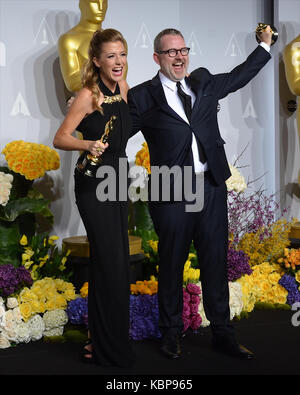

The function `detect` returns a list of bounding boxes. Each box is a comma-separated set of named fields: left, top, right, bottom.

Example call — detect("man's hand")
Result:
left=67, top=95, right=76, bottom=111
left=257, top=25, right=272, bottom=47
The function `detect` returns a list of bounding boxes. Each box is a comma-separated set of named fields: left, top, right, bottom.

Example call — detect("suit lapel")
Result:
left=186, top=75, right=203, bottom=118
left=149, top=73, right=187, bottom=123
left=149, top=72, right=205, bottom=122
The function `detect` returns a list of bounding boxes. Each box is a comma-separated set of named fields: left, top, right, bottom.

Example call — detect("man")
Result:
left=128, top=26, right=272, bottom=360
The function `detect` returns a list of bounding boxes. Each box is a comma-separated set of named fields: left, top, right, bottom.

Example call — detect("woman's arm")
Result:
left=53, top=88, right=108, bottom=157
left=119, top=79, right=130, bottom=103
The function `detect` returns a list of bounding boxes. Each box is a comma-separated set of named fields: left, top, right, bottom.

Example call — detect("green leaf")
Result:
left=0, top=222, right=21, bottom=267
left=0, top=167, right=33, bottom=199
left=129, top=201, right=155, bottom=231
left=0, top=197, right=52, bottom=222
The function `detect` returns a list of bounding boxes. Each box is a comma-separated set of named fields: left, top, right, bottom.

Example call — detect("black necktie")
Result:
left=176, top=81, right=192, bottom=122
left=176, top=81, right=206, bottom=164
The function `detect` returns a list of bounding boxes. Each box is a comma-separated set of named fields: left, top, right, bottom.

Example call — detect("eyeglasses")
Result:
left=156, top=47, right=190, bottom=57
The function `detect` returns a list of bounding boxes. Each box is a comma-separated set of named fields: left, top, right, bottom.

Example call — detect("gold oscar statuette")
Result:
left=255, top=23, right=278, bottom=46
left=77, top=115, right=117, bottom=177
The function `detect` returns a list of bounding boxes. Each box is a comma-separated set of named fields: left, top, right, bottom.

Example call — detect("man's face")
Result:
left=153, top=34, right=189, bottom=81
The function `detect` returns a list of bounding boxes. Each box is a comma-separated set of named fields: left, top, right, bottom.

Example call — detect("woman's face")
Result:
left=93, top=40, right=127, bottom=89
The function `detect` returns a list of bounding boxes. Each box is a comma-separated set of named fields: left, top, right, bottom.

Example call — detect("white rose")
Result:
left=226, top=164, right=247, bottom=193
left=1, top=320, right=17, bottom=341
left=14, top=322, right=31, bottom=343
left=195, top=282, right=210, bottom=327
left=229, top=281, right=244, bottom=320
left=3, top=310, right=14, bottom=325
left=43, top=309, right=68, bottom=330
left=0, top=172, right=13, bottom=206
left=27, top=314, right=45, bottom=341
left=44, top=326, right=64, bottom=337
left=12, top=307, right=23, bottom=324
left=7, top=297, right=18, bottom=309
left=0, top=334, right=11, bottom=349
left=0, top=304, right=6, bottom=323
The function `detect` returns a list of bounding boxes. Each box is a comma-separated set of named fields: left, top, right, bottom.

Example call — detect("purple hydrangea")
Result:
left=279, top=274, right=300, bottom=305
left=66, top=297, right=88, bottom=326
left=0, top=264, right=33, bottom=297
left=129, top=294, right=161, bottom=340
left=227, top=245, right=252, bottom=282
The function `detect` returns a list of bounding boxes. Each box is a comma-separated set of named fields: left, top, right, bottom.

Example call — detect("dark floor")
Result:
left=1, top=309, right=299, bottom=385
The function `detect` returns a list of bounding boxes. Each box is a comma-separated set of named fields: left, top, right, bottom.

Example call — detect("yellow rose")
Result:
left=30, top=300, right=41, bottom=313
left=295, top=271, right=300, bottom=284
left=19, top=302, right=33, bottom=321
left=54, top=279, right=66, bottom=291
left=64, top=288, right=76, bottom=301
left=32, top=286, right=45, bottom=301
left=80, top=282, right=89, bottom=298
left=19, top=288, right=36, bottom=302
left=55, top=294, right=67, bottom=309
left=45, top=299, right=56, bottom=311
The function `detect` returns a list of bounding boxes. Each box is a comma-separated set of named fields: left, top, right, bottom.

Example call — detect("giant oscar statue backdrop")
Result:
left=283, top=34, right=300, bottom=238
left=58, top=0, right=108, bottom=93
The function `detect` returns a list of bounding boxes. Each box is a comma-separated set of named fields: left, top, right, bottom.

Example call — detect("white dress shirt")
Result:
left=159, top=71, right=208, bottom=173
left=158, top=42, right=270, bottom=174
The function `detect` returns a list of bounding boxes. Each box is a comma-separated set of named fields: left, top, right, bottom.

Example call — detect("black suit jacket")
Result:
left=128, top=45, right=271, bottom=188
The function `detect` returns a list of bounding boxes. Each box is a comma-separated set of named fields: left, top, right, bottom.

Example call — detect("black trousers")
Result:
left=74, top=169, right=135, bottom=367
left=148, top=172, right=234, bottom=339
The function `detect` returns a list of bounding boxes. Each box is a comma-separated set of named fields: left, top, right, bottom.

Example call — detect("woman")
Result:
left=53, top=28, right=135, bottom=367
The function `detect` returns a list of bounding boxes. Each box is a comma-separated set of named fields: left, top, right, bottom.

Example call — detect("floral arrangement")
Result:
left=135, top=142, right=151, bottom=174
left=226, top=164, right=247, bottom=193
left=0, top=264, right=33, bottom=297
left=18, top=277, right=76, bottom=322
left=130, top=278, right=158, bottom=295
left=0, top=171, right=13, bottom=206
left=0, top=293, right=71, bottom=348
left=182, top=283, right=202, bottom=332
left=19, top=234, right=71, bottom=281
left=129, top=294, right=160, bottom=340
left=237, top=262, right=287, bottom=312
left=237, top=218, right=293, bottom=267
left=79, top=282, right=88, bottom=298
left=138, top=238, right=159, bottom=279
left=2, top=140, right=60, bottom=181
left=227, top=189, right=288, bottom=246
left=227, top=244, right=252, bottom=282
left=0, top=297, right=45, bottom=348
left=42, top=309, right=69, bottom=337
left=279, top=274, right=300, bottom=306
left=183, top=253, right=200, bottom=285
left=0, top=141, right=60, bottom=267
left=66, top=296, right=88, bottom=327
left=278, top=248, right=300, bottom=272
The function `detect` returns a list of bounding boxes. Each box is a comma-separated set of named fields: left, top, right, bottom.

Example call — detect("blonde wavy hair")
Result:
left=81, top=28, right=127, bottom=113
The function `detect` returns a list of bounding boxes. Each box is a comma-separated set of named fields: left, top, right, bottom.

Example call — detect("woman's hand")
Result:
left=87, top=140, right=109, bottom=157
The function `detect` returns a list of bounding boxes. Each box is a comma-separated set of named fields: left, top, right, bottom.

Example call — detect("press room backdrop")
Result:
left=0, top=0, right=299, bottom=242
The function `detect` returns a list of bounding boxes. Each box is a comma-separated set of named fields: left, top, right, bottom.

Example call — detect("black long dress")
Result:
left=74, top=78, right=135, bottom=367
